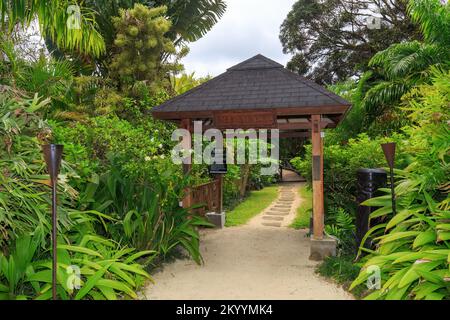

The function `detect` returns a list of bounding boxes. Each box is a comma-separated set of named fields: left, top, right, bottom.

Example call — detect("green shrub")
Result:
left=291, top=132, right=407, bottom=213
left=86, top=161, right=212, bottom=264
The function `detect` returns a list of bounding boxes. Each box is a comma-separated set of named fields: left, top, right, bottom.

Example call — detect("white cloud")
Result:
left=181, top=0, right=296, bottom=77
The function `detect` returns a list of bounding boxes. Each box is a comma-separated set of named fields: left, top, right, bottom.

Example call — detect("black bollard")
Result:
left=356, top=169, right=387, bottom=249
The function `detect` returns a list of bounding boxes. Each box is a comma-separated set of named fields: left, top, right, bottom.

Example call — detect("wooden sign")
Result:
left=214, top=111, right=276, bottom=129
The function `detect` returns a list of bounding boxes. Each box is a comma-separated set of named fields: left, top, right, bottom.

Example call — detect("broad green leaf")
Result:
left=413, top=229, right=436, bottom=249
left=355, top=223, right=387, bottom=260
left=58, top=245, right=103, bottom=258
left=112, top=262, right=151, bottom=279
left=362, top=195, right=392, bottom=207
left=398, top=261, right=442, bottom=288
left=78, top=235, right=115, bottom=248
left=424, top=292, right=446, bottom=300
left=124, top=250, right=156, bottom=263
left=393, top=252, right=427, bottom=264
left=415, top=269, right=445, bottom=285
left=75, top=263, right=111, bottom=300
left=97, top=285, right=117, bottom=300
left=383, top=267, right=408, bottom=291
left=108, top=264, right=135, bottom=287
left=26, top=270, right=52, bottom=283
left=437, top=231, right=450, bottom=242
left=369, top=206, right=393, bottom=219
left=436, top=224, right=450, bottom=231
left=363, top=290, right=383, bottom=300
left=386, top=210, right=414, bottom=230
left=377, top=231, right=421, bottom=244
left=95, top=279, right=137, bottom=299
left=385, top=284, right=409, bottom=300
left=413, top=282, right=444, bottom=300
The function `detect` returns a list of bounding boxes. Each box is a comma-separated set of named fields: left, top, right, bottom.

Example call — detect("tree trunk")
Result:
left=239, top=163, right=251, bottom=198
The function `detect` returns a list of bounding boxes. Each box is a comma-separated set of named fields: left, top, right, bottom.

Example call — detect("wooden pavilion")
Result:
left=152, top=54, right=351, bottom=259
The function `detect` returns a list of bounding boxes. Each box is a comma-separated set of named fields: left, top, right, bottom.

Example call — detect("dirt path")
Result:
left=144, top=183, right=353, bottom=300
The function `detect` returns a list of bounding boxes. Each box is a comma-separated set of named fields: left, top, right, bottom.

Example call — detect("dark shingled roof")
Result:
left=152, top=54, right=350, bottom=113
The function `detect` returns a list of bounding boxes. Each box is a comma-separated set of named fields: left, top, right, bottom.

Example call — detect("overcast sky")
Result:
left=181, top=0, right=296, bottom=77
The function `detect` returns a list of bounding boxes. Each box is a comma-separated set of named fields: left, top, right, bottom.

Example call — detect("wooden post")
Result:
left=181, top=119, right=192, bottom=208
left=311, top=115, right=324, bottom=240
left=216, top=174, right=223, bottom=213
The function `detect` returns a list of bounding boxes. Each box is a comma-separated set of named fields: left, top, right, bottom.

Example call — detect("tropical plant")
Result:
left=350, top=69, right=450, bottom=300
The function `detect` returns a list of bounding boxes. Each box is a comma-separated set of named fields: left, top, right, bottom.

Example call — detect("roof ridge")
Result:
left=228, top=54, right=283, bottom=71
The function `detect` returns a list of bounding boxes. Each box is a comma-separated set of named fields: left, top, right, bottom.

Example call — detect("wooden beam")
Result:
left=311, top=115, right=324, bottom=240
left=278, top=122, right=330, bottom=130
left=280, top=131, right=310, bottom=139
left=151, top=105, right=350, bottom=121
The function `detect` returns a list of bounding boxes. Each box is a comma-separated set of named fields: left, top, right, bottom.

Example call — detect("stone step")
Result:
left=262, top=222, right=282, bottom=227
left=273, top=205, right=290, bottom=209
left=269, top=208, right=290, bottom=213
left=266, top=211, right=289, bottom=216
left=263, top=216, right=284, bottom=221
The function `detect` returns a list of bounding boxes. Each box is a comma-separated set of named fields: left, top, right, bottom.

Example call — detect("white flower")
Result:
left=160, top=155, right=165, bottom=159
left=158, top=144, right=163, bottom=149
left=145, top=156, right=151, bottom=162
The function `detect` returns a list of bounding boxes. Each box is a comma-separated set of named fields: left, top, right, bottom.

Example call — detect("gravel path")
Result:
left=144, top=183, right=353, bottom=300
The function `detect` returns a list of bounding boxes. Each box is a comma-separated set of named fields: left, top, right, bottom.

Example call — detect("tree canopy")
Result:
left=279, top=0, right=420, bottom=84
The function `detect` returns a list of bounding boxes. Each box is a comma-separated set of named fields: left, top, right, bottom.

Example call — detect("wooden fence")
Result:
left=189, top=179, right=222, bottom=216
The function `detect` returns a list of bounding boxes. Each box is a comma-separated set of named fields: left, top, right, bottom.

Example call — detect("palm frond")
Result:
left=370, top=41, right=449, bottom=80
left=165, top=0, right=227, bottom=43
left=408, top=0, right=450, bottom=46
left=0, top=0, right=106, bottom=57
left=362, top=81, right=410, bottom=122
